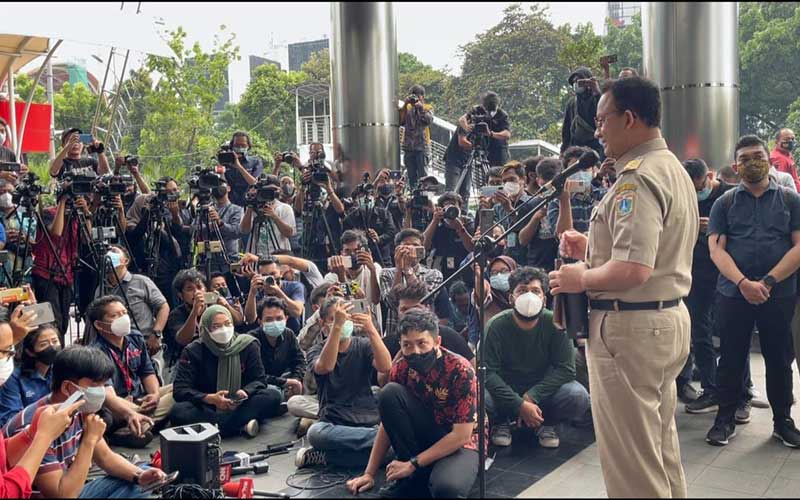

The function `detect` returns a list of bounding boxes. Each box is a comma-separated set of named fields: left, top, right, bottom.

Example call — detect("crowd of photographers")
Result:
left=0, top=73, right=797, bottom=498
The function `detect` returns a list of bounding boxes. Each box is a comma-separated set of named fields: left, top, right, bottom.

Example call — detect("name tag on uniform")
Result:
left=507, top=232, right=517, bottom=248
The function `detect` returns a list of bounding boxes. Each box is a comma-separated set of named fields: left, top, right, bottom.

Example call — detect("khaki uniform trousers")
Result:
left=587, top=303, right=690, bottom=498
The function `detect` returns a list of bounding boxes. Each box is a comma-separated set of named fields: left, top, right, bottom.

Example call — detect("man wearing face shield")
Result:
left=484, top=267, right=589, bottom=450
left=4, top=345, right=167, bottom=498
left=224, top=131, right=264, bottom=208
left=705, top=135, right=800, bottom=449
left=770, top=128, right=799, bottom=192
left=560, top=67, right=603, bottom=160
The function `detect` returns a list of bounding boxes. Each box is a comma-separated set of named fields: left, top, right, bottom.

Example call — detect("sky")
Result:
left=16, top=2, right=609, bottom=103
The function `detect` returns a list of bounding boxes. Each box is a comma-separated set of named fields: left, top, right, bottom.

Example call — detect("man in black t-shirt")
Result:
left=458, top=91, right=511, bottom=167
left=422, top=192, right=475, bottom=282
left=49, top=127, right=110, bottom=179
left=443, top=125, right=472, bottom=204
left=682, top=159, right=736, bottom=414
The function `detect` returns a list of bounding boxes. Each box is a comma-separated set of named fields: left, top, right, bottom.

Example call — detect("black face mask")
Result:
left=406, top=349, right=438, bottom=374
left=35, top=346, right=59, bottom=366
left=378, top=184, right=394, bottom=197
left=212, top=186, right=227, bottom=199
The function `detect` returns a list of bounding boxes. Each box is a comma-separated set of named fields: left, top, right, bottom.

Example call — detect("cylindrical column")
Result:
left=330, top=2, right=399, bottom=188
left=642, top=2, right=738, bottom=170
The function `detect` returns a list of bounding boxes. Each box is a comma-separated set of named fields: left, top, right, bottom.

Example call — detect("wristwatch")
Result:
left=763, top=274, right=777, bottom=289
left=151, top=330, right=163, bottom=339
left=409, top=456, right=420, bottom=470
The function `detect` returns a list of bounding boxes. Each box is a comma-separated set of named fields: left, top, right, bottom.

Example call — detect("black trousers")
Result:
left=169, top=392, right=282, bottom=437
left=677, top=273, right=719, bottom=393
left=404, top=151, right=429, bottom=189
left=714, top=295, right=795, bottom=425
left=378, top=383, right=478, bottom=499
left=31, top=274, right=73, bottom=343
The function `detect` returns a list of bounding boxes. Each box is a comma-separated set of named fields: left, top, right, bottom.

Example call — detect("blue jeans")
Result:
left=307, top=421, right=377, bottom=468
left=486, top=381, right=591, bottom=427
left=79, top=466, right=150, bottom=498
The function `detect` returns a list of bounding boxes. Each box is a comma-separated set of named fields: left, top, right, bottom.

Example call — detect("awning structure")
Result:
left=0, top=35, right=49, bottom=84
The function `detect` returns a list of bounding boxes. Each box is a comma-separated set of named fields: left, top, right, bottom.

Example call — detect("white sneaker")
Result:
left=536, top=426, right=560, bottom=448
left=491, top=423, right=512, bottom=447
left=243, top=419, right=259, bottom=438
left=295, top=446, right=327, bottom=469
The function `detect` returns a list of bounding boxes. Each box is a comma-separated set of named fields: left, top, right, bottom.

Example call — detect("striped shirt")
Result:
left=4, top=395, right=85, bottom=474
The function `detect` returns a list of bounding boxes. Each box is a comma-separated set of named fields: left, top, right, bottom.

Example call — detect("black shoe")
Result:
left=773, top=418, right=800, bottom=448
left=686, top=392, right=719, bottom=414
left=106, top=430, right=154, bottom=449
left=706, top=422, right=736, bottom=446
left=735, top=400, right=751, bottom=424
left=378, top=479, right=415, bottom=498
left=677, top=383, right=699, bottom=404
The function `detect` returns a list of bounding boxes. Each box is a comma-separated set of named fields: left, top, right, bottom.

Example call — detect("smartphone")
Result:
left=22, top=302, right=56, bottom=328
left=204, top=292, right=219, bottom=305
left=480, top=185, right=502, bottom=198
left=413, top=246, right=426, bottom=260
left=328, top=255, right=353, bottom=269
left=79, top=133, right=93, bottom=145
left=566, top=179, right=590, bottom=193
left=389, top=170, right=402, bottom=181
left=479, top=209, right=494, bottom=234
left=228, top=392, right=248, bottom=404
left=349, top=298, right=370, bottom=315
left=0, top=288, right=29, bottom=305
left=139, top=471, right=180, bottom=494
left=230, top=262, right=242, bottom=274
left=58, top=389, right=85, bottom=411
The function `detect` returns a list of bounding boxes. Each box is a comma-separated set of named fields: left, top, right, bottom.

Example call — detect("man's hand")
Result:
left=209, top=207, right=221, bottom=224
left=740, top=279, right=769, bottom=305
left=518, top=400, right=544, bottom=428
left=74, top=196, right=90, bottom=215
left=432, top=207, right=444, bottom=224
left=329, top=255, right=347, bottom=278
left=478, top=195, right=493, bottom=210
left=205, top=390, right=237, bottom=411
left=599, top=158, right=616, bottom=179
left=112, top=195, right=124, bottom=212
left=351, top=312, right=378, bottom=337
left=9, top=304, right=37, bottom=341
left=385, top=460, right=416, bottom=482
left=356, top=249, right=375, bottom=272
left=191, top=291, right=206, bottom=317
left=146, top=335, right=162, bottom=357
left=332, top=301, right=353, bottom=329
left=0, top=171, right=19, bottom=184
left=532, top=206, right=547, bottom=221
left=285, top=378, right=303, bottom=398
left=346, top=473, right=375, bottom=494
left=367, top=229, right=380, bottom=243
left=126, top=411, right=154, bottom=437
left=559, top=230, right=588, bottom=260
left=260, top=204, right=277, bottom=221
left=139, top=393, right=160, bottom=415
left=549, top=262, right=588, bottom=295
left=699, top=217, right=709, bottom=234
left=493, top=191, right=514, bottom=212
left=18, top=163, right=29, bottom=179
left=35, top=401, right=85, bottom=441
left=84, top=414, right=107, bottom=445
left=138, top=468, right=167, bottom=486
left=249, top=274, right=265, bottom=296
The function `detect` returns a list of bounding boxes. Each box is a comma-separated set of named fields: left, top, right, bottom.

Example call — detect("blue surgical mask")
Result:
left=106, top=251, right=122, bottom=268
left=697, top=185, right=712, bottom=201
left=340, top=320, right=354, bottom=341
left=490, top=272, right=510, bottom=292
left=262, top=320, right=286, bottom=338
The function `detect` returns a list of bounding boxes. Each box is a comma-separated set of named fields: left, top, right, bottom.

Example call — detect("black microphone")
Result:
left=539, top=150, right=601, bottom=193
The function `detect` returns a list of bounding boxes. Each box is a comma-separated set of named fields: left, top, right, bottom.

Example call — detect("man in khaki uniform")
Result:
left=550, top=77, right=698, bottom=498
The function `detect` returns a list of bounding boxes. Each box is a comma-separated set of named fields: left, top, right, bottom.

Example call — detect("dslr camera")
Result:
left=124, top=155, right=139, bottom=167
left=12, top=172, right=47, bottom=208
left=407, top=94, right=419, bottom=105
left=216, top=144, right=237, bottom=166
left=244, top=175, right=278, bottom=209
left=0, top=161, right=21, bottom=173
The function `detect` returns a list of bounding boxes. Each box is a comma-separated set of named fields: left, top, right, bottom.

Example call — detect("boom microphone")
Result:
left=538, top=150, right=601, bottom=193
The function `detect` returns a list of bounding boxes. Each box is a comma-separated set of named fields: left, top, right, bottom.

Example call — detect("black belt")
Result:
left=589, top=298, right=681, bottom=311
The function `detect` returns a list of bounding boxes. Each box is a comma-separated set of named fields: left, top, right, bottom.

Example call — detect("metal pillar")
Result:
left=330, top=2, right=399, bottom=188
left=6, top=68, right=17, bottom=154
left=642, top=2, right=739, bottom=170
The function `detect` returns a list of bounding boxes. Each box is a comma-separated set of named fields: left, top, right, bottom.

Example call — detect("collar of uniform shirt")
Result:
left=613, top=137, right=668, bottom=174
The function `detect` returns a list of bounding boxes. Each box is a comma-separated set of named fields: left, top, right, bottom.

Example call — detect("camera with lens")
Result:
left=0, top=162, right=21, bottom=173
left=12, top=172, right=47, bottom=208
left=94, top=174, right=134, bottom=197
left=87, top=141, right=105, bottom=155
left=443, top=205, right=461, bottom=220
left=124, top=155, right=139, bottom=167
left=59, top=170, right=97, bottom=197
left=216, top=144, right=236, bottom=165
left=280, top=151, right=295, bottom=165
left=411, top=183, right=444, bottom=211
left=245, top=175, right=278, bottom=209
left=189, top=165, right=224, bottom=193
left=153, top=180, right=179, bottom=204
left=264, top=275, right=281, bottom=287
left=407, top=94, right=419, bottom=105
left=468, top=105, right=492, bottom=138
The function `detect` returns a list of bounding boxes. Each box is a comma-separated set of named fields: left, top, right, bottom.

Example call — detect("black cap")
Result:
left=61, top=127, right=82, bottom=145
left=568, top=67, right=593, bottom=85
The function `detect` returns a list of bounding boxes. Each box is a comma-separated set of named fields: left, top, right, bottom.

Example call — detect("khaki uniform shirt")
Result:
left=586, top=138, right=698, bottom=301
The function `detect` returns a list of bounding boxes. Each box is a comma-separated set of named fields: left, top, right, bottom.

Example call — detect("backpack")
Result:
left=570, top=98, right=596, bottom=145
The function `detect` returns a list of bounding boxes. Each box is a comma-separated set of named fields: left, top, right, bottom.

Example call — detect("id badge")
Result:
left=507, top=232, right=517, bottom=248
left=447, top=257, right=455, bottom=269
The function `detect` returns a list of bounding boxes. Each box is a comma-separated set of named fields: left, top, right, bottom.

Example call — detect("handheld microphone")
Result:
left=538, top=150, right=601, bottom=194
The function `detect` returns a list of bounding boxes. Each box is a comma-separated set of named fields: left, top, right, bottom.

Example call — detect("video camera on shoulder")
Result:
left=217, top=144, right=236, bottom=166
left=245, top=175, right=278, bottom=209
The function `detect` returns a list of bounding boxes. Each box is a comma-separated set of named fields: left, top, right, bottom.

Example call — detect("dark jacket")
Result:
left=172, top=339, right=268, bottom=405
left=247, top=328, right=306, bottom=387
left=343, top=205, right=397, bottom=264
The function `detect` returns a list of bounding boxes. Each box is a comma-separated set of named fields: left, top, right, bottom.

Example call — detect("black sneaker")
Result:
left=773, top=418, right=800, bottom=448
left=706, top=422, right=737, bottom=446
left=735, top=400, right=752, bottom=424
left=686, top=392, right=719, bottom=414
left=677, top=383, right=700, bottom=403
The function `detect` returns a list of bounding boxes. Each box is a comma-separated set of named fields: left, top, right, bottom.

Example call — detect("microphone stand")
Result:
left=421, top=174, right=570, bottom=498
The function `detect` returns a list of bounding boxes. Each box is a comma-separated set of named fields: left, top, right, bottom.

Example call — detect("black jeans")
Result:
left=169, top=392, right=282, bottom=437
left=445, top=162, right=471, bottom=207
left=677, top=274, right=719, bottom=393
left=378, top=383, right=478, bottom=499
left=404, top=151, right=429, bottom=189
left=32, top=274, right=73, bottom=343
left=714, top=295, right=795, bottom=425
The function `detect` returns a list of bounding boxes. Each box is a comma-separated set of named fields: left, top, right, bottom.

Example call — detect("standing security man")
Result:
left=549, top=77, right=698, bottom=498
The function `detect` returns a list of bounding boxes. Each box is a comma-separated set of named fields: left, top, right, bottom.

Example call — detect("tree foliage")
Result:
left=300, top=48, right=330, bottom=85
left=603, top=12, right=643, bottom=76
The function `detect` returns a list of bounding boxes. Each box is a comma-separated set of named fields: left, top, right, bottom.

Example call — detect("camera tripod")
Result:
left=246, top=206, right=283, bottom=257
left=299, top=197, right=338, bottom=265
left=91, top=238, right=142, bottom=333
left=141, top=201, right=179, bottom=278
left=454, top=138, right=492, bottom=203
left=5, top=201, right=67, bottom=289
left=352, top=204, right=390, bottom=268
left=93, top=196, right=137, bottom=270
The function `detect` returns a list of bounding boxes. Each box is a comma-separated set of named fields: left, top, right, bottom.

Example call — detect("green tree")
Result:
left=559, top=23, right=605, bottom=77
left=397, top=53, right=452, bottom=113
left=53, top=82, right=100, bottom=132
left=118, top=67, right=154, bottom=156
left=137, top=25, right=239, bottom=181
left=12, top=73, right=48, bottom=104
left=300, top=48, right=330, bottom=85
left=603, top=12, right=643, bottom=76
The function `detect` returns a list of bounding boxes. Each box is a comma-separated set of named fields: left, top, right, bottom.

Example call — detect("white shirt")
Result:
left=324, top=263, right=383, bottom=332
left=250, top=200, right=296, bottom=254
left=770, top=167, right=798, bottom=193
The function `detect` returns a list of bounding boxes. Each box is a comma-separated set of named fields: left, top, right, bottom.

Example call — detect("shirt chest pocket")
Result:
left=768, top=208, right=791, bottom=234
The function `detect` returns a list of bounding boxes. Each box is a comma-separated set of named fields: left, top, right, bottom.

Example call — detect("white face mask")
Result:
left=0, top=131, right=6, bottom=146
left=109, top=314, right=131, bottom=337
left=0, top=356, right=13, bottom=386
left=210, top=326, right=234, bottom=345
left=514, top=292, right=544, bottom=320
left=0, top=193, right=12, bottom=209
left=503, top=182, right=520, bottom=197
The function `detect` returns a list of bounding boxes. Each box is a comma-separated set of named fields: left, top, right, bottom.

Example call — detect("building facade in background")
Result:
left=249, top=55, right=281, bottom=81
left=607, top=1, right=641, bottom=27
left=288, top=38, right=329, bottom=71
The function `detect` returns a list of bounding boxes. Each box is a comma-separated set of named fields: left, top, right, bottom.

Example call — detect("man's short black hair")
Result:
left=449, top=280, right=469, bottom=298
left=734, top=134, right=769, bottom=159
left=487, top=166, right=503, bottom=180
left=523, top=156, right=544, bottom=177
left=775, top=128, right=792, bottom=142
left=409, top=85, right=425, bottom=97
left=536, top=158, right=561, bottom=182
left=620, top=67, right=639, bottom=77
left=601, top=77, right=661, bottom=128
left=258, top=256, right=279, bottom=267
left=481, top=91, right=499, bottom=109
left=394, top=228, right=424, bottom=247
left=394, top=281, right=428, bottom=303
left=86, top=295, right=124, bottom=326
left=61, top=127, right=82, bottom=145
left=258, top=296, right=288, bottom=318
left=718, top=165, right=739, bottom=182
left=398, top=307, right=439, bottom=340
left=683, top=158, right=709, bottom=180
left=173, top=268, right=206, bottom=295
left=562, top=146, right=593, bottom=170
left=437, top=191, right=463, bottom=208
left=508, top=266, right=550, bottom=295
left=52, top=345, right=115, bottom=393
left=230, top=130, right=252, bottom=148
left=310, top=283, right=334, bottom=307
left=341, top=229, right=368, bottom=249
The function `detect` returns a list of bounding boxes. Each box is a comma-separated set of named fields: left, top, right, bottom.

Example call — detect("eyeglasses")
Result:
left=595, top=110, right=623, bottom=128
left=0, top=346, right=15, bottom=360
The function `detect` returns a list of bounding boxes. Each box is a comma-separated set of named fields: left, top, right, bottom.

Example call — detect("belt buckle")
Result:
left=612, top=300, right=620, bottom=312
left=657, top=301, right=664, bottom=311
